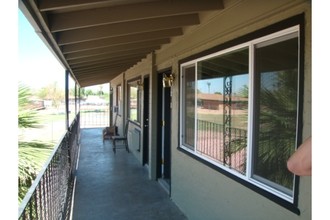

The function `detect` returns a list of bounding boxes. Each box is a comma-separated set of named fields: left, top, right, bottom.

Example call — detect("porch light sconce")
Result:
left=162, top=73, right=175, bottom=88
left=137, top=80, right=144, bottom=90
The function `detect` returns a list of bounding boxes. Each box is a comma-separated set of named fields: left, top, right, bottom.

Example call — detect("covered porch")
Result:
left=72, top=128, right=186, bottom=220
left=18, top=0, right=312, bottom=219
left=18, top=115, right=187, bottom=219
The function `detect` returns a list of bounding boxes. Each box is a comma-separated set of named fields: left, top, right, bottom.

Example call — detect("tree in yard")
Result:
left=37, top=82, right=64, bottom=111
left=238, top=84, right=249, bottom=98
left=18, top=83, right=53, bottom=204
left=85, top=89, right=94, bottom=96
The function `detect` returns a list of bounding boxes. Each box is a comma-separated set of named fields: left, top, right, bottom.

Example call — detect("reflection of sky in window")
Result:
left=198, top=74, right=248, bottom=94
left=260, top=71, right=281, bottom=91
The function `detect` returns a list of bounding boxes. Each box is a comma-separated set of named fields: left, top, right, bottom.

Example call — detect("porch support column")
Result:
left=74, top=82, right=77, bottom=115
left=78, top=86, right=81, bottom=113
left=109, top=83, right=113, bottom=126
left=65, top=69, right=70, bottom=130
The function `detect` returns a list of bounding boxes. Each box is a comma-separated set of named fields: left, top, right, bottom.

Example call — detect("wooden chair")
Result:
left=111, top=120, right=129, bottom=153
left=103, top=114, right=118, bottom=142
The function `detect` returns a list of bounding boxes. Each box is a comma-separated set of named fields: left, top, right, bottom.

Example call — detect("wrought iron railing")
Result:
left=197, top=119, right=247, bottom=174
left=80, top=104, right=109, bottom=128
left=18, top=113, right=80, bottom=220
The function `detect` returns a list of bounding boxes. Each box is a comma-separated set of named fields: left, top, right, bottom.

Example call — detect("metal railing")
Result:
left=18, top=113, right=80, bottom=220
left=197, top=119, right=247, bottom=174
left=80, top=104, right=109, bottom=128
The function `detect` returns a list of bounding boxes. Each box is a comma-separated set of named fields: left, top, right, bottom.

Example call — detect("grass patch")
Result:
left=198, top=113, right=248, bottom=129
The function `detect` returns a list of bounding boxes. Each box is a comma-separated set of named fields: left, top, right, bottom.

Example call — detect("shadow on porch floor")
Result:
left=71, top=128, right=187, bottom=220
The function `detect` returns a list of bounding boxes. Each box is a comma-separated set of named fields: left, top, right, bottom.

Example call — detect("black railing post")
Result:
left=75, top=82, right=77, bottom=116
left=65, top=70, right=70, bottom=130
left=19, top=115, right=80, bottom=220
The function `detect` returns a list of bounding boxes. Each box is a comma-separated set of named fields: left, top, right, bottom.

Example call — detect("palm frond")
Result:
left=18, top=141, right=53, bottom=203
left=18, top=83, right=41, bottom=128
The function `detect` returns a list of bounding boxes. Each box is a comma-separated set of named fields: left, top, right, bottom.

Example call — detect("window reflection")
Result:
left=196, top=48, right=249, bottom=174
left=128, top=80, right=140, bottom=122
left=253, top=35, right=299, bottom=195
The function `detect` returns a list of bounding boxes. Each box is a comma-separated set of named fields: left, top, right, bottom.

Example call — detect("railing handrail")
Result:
left=18, top=133, right=66, bottom=216
left=18, top=113, right=80, bottom=219
left=197, top=118, right=247, bottom=133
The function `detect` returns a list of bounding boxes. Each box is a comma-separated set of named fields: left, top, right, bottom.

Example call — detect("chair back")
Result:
left=112, top=114, right=118, bottom=126
left=123, top=120, right=129, bottom=138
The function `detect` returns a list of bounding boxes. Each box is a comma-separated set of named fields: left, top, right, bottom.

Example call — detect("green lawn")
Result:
left=38, top=113, right=66, bottom=123
left=198, top=113, right=248, bottom=129
left=20, top=112, right=76, bottom=144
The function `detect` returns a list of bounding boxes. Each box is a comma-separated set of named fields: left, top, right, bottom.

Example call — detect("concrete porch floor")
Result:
left=71, top=128, right=187, bottom=220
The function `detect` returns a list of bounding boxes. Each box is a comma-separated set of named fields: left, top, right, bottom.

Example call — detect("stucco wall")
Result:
left=159, top=1, right=311, bottom=220
left=110, top=54, right=158, bottom=178
left=110, top=74, right=125, bottom=135
left=125, top=56, right=152, bottom=164
left=111, top=0, right=312, bottom=219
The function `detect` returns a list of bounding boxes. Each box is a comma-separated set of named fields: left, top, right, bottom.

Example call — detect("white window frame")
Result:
left=179, top=25, right=300, bottom=203
left=127, top=78, right=142, bottom=123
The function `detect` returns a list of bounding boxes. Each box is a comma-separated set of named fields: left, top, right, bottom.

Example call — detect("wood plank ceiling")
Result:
left=19, top=0, right=224, bottom=87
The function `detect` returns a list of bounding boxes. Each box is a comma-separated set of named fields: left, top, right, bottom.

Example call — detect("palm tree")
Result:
left=229, top=70, right=298, bottom=190
left=254, top=70, right=298, bottom=189
left=18, top=83, right=53, bottom=204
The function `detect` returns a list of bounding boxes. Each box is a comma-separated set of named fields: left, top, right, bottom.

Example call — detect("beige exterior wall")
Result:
left=111, top=73, right=125, bottom=135
left=110, top=0, right=311, bottom=219
left=110, top=54, right=159, bottom=178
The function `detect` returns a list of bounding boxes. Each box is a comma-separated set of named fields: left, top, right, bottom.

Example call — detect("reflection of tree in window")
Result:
left=253, top=36, right=298, bottom=194
left=180, top=28, right=301, bottom=199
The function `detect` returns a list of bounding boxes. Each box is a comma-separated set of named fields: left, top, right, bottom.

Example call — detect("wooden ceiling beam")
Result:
left=68, top=55, right=143, bottom=67
left=56, top=14, right=199, bottom=45
left=73, top=65, right=137, bottom=78
left=67, top=48, right=152, bottom=65
left=61, top=28, right=182, bottom=54
left=78, top=73, right=116, bottom=85
left=74, top=66, right=127, bottom=76
left=23, top=0, right=226, bottom=87
left=39, top=0, right=157, bottom=12
left=74, top=66, right=127, bottom=80
left=39, top=0, right=112, bottom=11
left=64, top=38, right=168, bottom=55
left=79, top=77, right=114, bottom=87
left=49, top=0, right=223, bottom=32
left=65, top=39, right=165, bottom=59
left=70, top=57, right=142, bottom=70
left=70, top=57, right=143, bottom=69
left=66, top=45, right=158, bottom=60
left=72, top=64, right=133, bottom=75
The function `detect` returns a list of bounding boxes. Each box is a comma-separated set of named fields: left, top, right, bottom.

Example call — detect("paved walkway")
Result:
left=71, top=128, right=187, bottom=220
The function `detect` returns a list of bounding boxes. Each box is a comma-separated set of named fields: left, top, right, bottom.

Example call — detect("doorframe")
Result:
left=156, top=69, right=172, bottom=194
left=142, top=76, right=150, bottom=166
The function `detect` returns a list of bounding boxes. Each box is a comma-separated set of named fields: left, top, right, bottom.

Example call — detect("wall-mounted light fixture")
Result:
left=162, top=73, right=175, bottom=88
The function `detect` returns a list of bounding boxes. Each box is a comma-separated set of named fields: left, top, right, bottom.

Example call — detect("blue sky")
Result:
left=18, top=9, right=67, bottom=89
left=18, top=10, right=107, bottom=92
left=198, top=74, right=248, bottom=94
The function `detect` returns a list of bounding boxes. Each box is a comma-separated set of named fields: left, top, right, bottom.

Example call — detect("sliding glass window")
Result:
left=180, top=26, right=301, bottom=202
